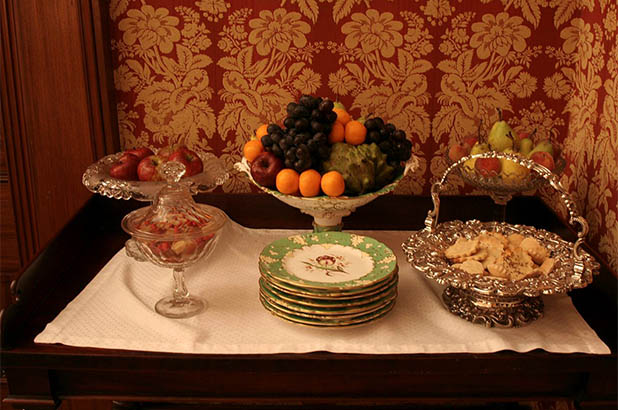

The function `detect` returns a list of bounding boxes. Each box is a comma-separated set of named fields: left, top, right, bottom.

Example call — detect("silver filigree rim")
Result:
left=402, top=220, right=599, bottom=298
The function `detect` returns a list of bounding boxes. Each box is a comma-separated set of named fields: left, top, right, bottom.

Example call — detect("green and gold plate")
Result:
left=260, top=279, right=397, bottom=316
left=259, top=276, right=398, bottom=308
left=260, top=267, right=398, bottom=299
left=259, top=294, right=396, bottom=328
left=259, top=232, right=397, bottom=291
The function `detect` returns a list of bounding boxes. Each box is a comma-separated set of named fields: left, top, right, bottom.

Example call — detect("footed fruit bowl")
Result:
left=449, top=151, right=565, bottom=205
left=235, top=155, right=419, bottom=231
left=83, top=151, right=229, bottom=201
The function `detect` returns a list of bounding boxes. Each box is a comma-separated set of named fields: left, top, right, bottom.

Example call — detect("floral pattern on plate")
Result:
left=259, top=231, right=397, bottom=290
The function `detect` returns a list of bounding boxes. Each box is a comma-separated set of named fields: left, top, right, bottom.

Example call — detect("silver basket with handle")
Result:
left=402, top=151, right=599, bottom=328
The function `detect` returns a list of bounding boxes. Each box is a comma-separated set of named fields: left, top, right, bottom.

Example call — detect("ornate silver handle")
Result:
left=425, top=151, right=588, bottom=262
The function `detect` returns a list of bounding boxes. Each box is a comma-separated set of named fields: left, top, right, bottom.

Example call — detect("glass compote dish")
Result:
left=82, top=151, right=229, bottom=201
left=448, top=151, right=566, bottom=206
left=235, top=155, right=419, bottom=232
left=122, top=162, right=227, bottom=319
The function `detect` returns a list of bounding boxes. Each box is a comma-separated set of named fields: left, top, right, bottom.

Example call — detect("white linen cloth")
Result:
left=35, top=217, right=610, bottom=354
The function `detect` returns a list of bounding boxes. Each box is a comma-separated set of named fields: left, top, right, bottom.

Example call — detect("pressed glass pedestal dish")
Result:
left=83, top=151, right=229, bottom=201
left=446, top=151, right=565, bottom=205
left=235, top=155, right=419, bottom=231
left=122, top=162, right=227, bottom=319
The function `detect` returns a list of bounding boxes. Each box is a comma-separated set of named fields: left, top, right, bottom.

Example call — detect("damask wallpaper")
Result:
left=109, top=0, right=617, bottom=272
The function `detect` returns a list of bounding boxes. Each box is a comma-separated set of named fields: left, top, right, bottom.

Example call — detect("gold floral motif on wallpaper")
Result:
left=113, top=4, right=217, bottom=151
left=327, top=9, right=432, bottom=194
left=216, top=7, right=322, bottom=192
left=109, top=0, right=617, bottom=271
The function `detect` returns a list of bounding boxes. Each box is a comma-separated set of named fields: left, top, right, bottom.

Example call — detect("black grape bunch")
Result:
left=363, top=117, right=413, bottom=174
left=261, top=95, right=338, bottom=173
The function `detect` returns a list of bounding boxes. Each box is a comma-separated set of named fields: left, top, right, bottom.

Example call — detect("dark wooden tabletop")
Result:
left=1, top=193, right=616, bottom=410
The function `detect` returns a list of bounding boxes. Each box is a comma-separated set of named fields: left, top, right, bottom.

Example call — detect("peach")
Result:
left=530, top=151, right=555, bottom=172
left=475, top=157, right=501, bottom=177
left=448, top=143, right=470, bottom=163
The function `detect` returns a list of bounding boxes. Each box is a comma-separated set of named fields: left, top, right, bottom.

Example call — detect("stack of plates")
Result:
left=258, top=231, right=398, bottom=328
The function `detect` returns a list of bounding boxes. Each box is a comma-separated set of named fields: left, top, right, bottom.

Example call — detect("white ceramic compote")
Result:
left=122, top=161, right=227, bottom=318
left=235, top=156, right=418, bottom=231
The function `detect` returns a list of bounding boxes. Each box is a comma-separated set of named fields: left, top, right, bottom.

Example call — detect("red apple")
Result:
left=463, top=136, right=478, bottom=149
left=168, top=148, right=203, bottom=177
left=137, top=155, right=166, bottom=181
left=125, top=147, right=154, bottom=161
left=158, top=144, right=187, bottom=159
left=475, top=157, right=502, bottom=177
left=109, top=153, right=139, bottom=180
left=530, top=151, right=555, bottom=171
left=448, top=143, right=470, bottom=162
left=250, top=151, right=283, bottom=188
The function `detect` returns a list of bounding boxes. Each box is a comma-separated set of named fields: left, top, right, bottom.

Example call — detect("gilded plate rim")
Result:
left=259, top=276, right=399, bottom=308
left=259, top=232, right=397, bottom=291
left=259, top=295, right=396, bottom=328
left=259, top=266, right=398, bottom=299
left=260, top=283, right=398, bottom=317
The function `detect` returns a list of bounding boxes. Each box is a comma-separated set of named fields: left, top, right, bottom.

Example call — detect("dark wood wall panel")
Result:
left=9, top=0, right=96, bottom=248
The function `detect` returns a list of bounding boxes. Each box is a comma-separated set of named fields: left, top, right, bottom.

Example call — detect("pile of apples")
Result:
left=109, top=145, right=203, bottom=181
left=448, top=109, right=556, bottom=184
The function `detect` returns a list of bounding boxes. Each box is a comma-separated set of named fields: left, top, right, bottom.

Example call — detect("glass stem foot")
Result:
left=155, top=268, right=206, bottom=319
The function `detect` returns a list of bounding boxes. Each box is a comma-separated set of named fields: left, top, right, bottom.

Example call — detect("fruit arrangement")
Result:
left=447, top=109, right=559, bottom=185
left=109, top=145, right=204, bottom=181
left=243, top=95, right=413, bottom=197
left=135, top=210, right=215, bottom=265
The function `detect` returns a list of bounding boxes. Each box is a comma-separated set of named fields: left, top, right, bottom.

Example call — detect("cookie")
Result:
left=486, top=261, right=509, bottom=279
left=538, top=257, right=555, bottom=275
left=445, top=237, right=479, bottom=260
left=520, top=237, right=549, bottom=264
left=452, top=259, right=485, bottom=275
left=507, top=233, right=525, bottom=247
left=450, top=249, right=488, bottom=263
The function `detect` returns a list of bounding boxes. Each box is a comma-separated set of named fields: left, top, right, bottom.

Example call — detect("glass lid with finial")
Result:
left=123, top=161, right=226, bottom=245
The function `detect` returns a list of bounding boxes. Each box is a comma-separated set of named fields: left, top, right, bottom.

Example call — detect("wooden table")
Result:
left=1, top=194, right=616, bottom=409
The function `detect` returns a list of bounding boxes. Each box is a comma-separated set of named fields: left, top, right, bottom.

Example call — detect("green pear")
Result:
left=334, top=101, right=346, bottom=110
left=465, top=142, right=489, bottom=171
left=499, top=149, right=529, bottom=184
left=519, top=138, right=533, bottom=156
left=528, top=139, right=554, bottom=158
left=488, top=119, right=514, bottom=152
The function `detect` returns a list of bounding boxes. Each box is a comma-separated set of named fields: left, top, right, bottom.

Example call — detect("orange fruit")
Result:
left=320, top=171, right=345, bottom=197
left=255, top=124, right=269, bottom=140
left=299, top=169, right=322, bottom=197
left=243, top=139, right=264, bottom=162
left=328, top=121, right=345, bottom=144
left=344, top=120, right=367, bottom=145
left=275, top=168, right=300, bottom=195
left=333, top=108, right=351, bottom=125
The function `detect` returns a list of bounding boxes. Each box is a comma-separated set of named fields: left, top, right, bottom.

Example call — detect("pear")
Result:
left=488, top=120, right=514, bottom=152
left=334, top=101, right=346, bottom=110
left=519, top=138, right=534, bottom=156
left=528, top=139, right=554, bottom=158
left=465, top=142, right=489, bottom=172
left=500, top=149, right=529, bottom=184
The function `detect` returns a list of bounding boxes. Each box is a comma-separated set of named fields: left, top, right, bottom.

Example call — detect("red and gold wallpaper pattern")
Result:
left=109, top=0, right=617, bottom=271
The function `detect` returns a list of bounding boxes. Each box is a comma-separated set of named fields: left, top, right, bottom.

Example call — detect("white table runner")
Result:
left=35, top=217, right=609, bottom=354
